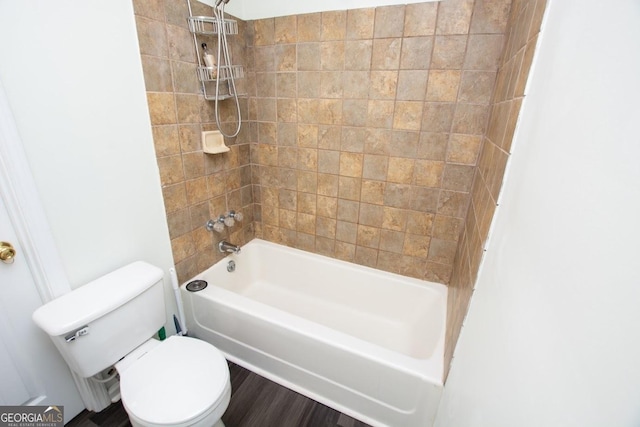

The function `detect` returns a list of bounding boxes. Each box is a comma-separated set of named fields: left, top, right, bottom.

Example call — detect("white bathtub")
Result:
left=181, top=239, right=447, bottom=427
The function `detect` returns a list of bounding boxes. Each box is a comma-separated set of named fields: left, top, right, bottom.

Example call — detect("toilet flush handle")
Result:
left=65, top=325, right=90, bottom=343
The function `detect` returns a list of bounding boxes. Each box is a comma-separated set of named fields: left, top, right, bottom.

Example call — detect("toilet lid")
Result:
left=119, top=336, right=229, bottom=425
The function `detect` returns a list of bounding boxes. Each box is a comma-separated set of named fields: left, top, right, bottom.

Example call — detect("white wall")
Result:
left=0, top=2, right=175, bottom=303
left=434, top=1, right=640, bottom=426
left=200, top=0, right=438, bottom=21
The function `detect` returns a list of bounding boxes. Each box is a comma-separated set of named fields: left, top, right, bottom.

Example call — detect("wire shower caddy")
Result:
left=187, top=14, right=244, bottom=101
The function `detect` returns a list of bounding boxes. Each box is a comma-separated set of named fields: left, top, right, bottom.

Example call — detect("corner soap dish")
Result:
left=202, top=130, right=229, bottom=154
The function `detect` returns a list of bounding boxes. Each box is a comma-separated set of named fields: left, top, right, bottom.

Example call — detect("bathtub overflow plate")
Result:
left=186, top=280, right=208, bottom=292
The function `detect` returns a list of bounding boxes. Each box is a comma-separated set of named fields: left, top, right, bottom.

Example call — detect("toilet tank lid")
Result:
left=33, top=261, right=164, bottom=336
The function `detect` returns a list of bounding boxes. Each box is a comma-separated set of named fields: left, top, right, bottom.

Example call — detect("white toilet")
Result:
left=32, top=261, right=231, bottom=427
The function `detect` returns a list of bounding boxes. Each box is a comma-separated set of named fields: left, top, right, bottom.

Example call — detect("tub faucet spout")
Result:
left=218, top=240, right=241, bottom=254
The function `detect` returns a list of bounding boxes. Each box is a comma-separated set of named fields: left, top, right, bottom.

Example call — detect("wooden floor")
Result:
left=66, top=363, right=371, bottom=427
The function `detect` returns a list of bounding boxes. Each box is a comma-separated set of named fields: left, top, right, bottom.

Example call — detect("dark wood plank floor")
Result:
left=66, top=363, right=371, bottom=427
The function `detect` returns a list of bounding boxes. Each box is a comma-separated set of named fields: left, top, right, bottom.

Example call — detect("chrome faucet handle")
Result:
left=206, top=217, right=226, bottom=233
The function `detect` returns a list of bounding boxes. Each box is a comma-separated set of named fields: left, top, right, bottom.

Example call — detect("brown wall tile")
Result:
left=346, top=8, right=375, bottom=40
left=147, top=92, right=177, bottom=125
left=426, top=70, right=462, bottom=102
left=372, top=38, right=402, bottom=70
left=275, top=15, right=297, bottom=44
left=322, top=11, right=347, bottom=41
left=436, top=0, right=475, bottom=35
left=254, top=19, right=275, bottom=46
left=374, top=5, right=405, bottom=39
left=298, top=13, right=322, bottom=42
left=432, top=35, right=468, bottom=70
left=136, top=16, right=168, bottom=57
left=470, top=0, right=512, bottom=34
left=400, top=37, right=434, bottom=70
left=404, top=3, right=438, bottom=37
left=167, top=24, right=196, bottom=63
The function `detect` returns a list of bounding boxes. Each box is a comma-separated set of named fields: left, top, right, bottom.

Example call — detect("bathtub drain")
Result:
left=185, top=280, right=208, bottom=292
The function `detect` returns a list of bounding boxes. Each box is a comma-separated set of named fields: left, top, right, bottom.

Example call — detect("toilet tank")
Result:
left=32, top=261, right=166, bottom=378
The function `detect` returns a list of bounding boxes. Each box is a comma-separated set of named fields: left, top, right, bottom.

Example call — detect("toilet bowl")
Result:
left=32, top=261, right=231, bottom=427
left=116, top=336, right=231, bottom=427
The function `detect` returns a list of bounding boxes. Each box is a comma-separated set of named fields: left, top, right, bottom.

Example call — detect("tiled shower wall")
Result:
left=445, top=0, right=547, bottom=376
left=133, top=0, right=546, bottom=377
left=132, top=0, right=255, bottom=283
left=249, top=0, right=512, bottom=283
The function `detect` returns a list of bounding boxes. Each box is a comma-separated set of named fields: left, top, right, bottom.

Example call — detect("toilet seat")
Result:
left=117, top=335, right=230, bottom=427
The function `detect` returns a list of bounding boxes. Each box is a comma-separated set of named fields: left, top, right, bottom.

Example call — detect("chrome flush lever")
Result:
left=65, top=325, right=89, bottom=343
